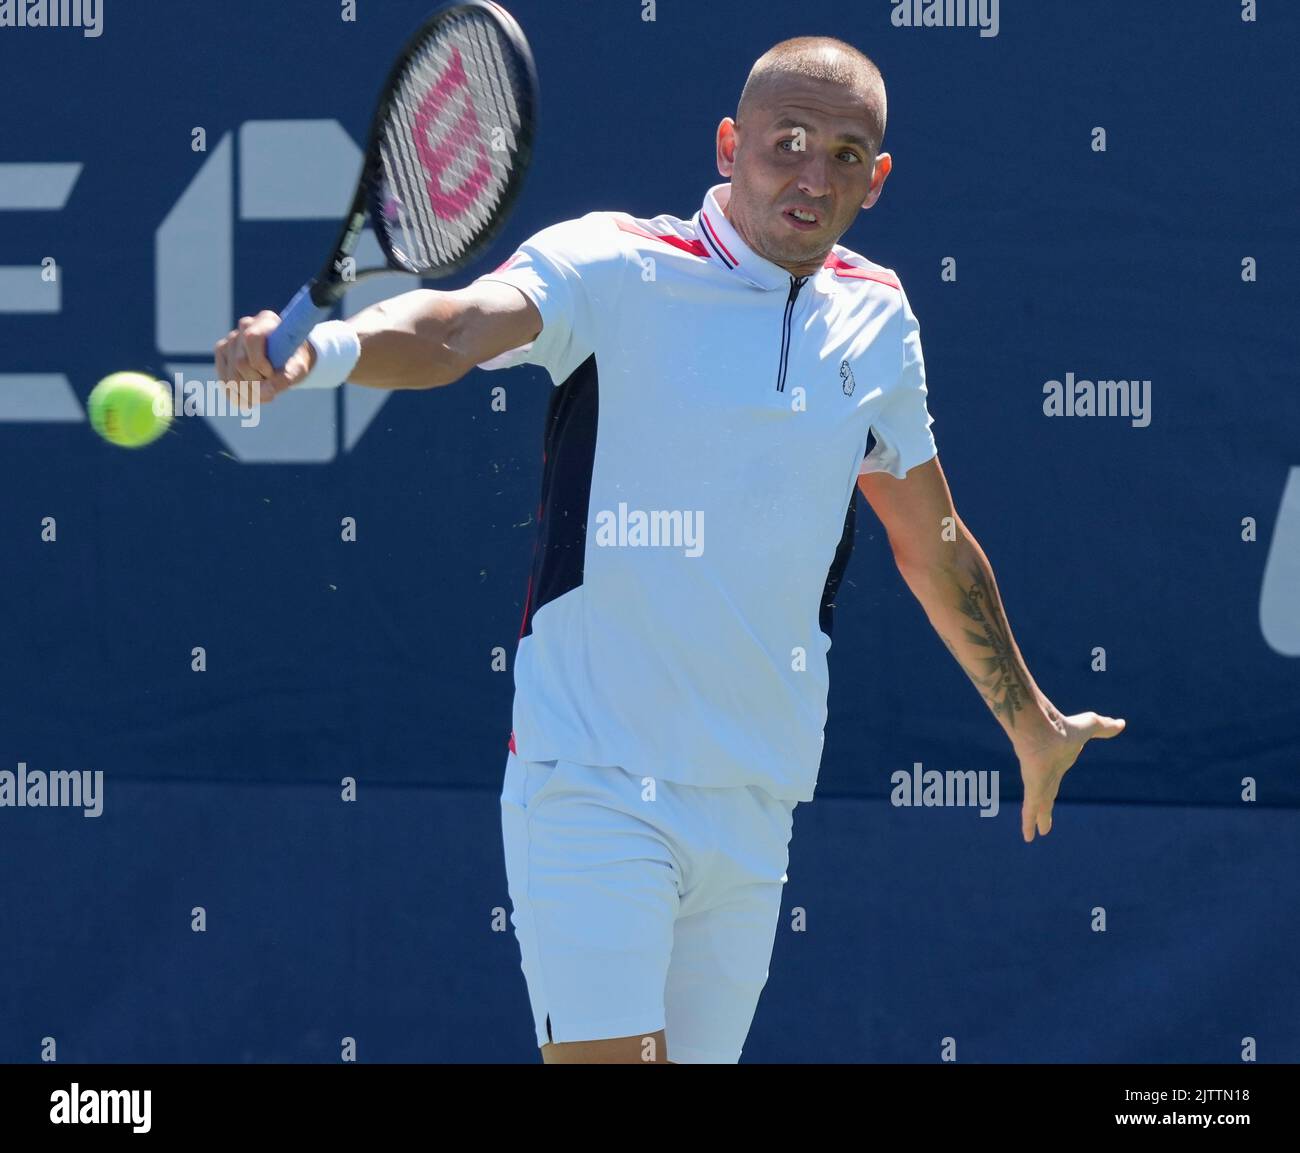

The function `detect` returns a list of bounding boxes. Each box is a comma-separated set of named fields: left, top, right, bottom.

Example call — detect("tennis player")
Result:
left=216, top=36, right=1125, bottom=1064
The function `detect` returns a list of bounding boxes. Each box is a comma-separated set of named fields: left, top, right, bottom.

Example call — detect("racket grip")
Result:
left=268, top=283, right=331, bottom=371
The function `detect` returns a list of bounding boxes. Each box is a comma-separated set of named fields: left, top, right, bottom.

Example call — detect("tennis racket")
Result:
left=266, top=0, right=538, bottom=370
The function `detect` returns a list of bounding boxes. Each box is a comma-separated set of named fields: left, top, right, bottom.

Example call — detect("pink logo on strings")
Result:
left=412, top=47, right=493, bottom=219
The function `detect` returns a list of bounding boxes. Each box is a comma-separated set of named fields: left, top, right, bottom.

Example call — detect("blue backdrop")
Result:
left=1, top=0, right=1297, bottom=1062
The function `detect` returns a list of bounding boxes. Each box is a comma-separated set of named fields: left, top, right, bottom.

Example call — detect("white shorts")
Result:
left=500, top=752, right=798, bottom=1064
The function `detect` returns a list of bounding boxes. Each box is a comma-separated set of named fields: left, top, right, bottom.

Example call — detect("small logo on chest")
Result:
left=840, top=360, right=856, bottom=395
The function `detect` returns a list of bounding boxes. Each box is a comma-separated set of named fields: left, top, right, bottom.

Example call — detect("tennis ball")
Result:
left=87, top=372, right=173, bottom=448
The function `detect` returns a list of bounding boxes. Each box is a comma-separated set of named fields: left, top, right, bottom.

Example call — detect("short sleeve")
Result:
left=859, top=284, right=938, bottom=479
left=472, top=212, right=624, bottom=384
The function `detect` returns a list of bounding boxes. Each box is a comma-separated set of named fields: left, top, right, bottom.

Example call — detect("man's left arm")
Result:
left=857, top=455, right=1126, bottom=842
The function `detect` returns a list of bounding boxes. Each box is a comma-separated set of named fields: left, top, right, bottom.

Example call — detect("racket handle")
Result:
left=268, top=283, right=331, bottom=371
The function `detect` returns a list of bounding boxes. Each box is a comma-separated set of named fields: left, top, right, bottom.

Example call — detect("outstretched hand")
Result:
left=1014, top=710, right=1126, bottom=842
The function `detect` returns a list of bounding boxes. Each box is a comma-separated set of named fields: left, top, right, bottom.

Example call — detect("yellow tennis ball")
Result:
left=87, top=372, right=173, bottom=448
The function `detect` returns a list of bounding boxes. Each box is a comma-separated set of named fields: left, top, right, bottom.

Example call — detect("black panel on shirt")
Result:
left=820, top=490, right=858, bottom=640
left=521, top=354, right=599, bottom=638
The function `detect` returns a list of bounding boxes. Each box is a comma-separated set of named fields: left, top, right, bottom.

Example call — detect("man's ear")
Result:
left=716, top=118, right=738, bottom=177
left=862, top=151, right=892, bottom=210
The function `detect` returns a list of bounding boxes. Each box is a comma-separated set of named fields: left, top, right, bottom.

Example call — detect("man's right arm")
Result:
left=213, top=279, right=542, bottom=403
left=347, top=281, right=542, bottom=390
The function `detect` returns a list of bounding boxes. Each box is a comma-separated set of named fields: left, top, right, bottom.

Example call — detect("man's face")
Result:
left=718, top=74, right=891, bottom=277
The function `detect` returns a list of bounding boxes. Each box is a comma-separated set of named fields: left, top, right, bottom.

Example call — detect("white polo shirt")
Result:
left=475, top=182, right=937, bottom=802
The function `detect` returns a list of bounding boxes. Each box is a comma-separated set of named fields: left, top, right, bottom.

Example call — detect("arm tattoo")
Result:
left=941, top=564, right=1033, bottom=730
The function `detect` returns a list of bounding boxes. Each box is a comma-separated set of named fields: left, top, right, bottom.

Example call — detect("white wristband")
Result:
left=296, top=320, right=361, bottom=389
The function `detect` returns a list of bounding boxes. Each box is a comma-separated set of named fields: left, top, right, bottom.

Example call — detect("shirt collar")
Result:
left=694, top=183, right=840, bottom=295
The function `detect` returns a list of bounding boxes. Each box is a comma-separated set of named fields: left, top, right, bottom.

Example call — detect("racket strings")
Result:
left=377, top=12, right=526, bottom=271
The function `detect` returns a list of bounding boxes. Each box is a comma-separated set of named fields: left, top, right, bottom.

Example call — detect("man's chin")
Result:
left=759, top=236, right=829, bottom=272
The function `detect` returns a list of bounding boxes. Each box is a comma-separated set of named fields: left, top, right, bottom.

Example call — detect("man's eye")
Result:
left=839, top=151, right=861, bottom=163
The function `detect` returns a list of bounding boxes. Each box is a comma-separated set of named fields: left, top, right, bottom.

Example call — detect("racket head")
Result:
left=360, top=0, right=538, bottom=281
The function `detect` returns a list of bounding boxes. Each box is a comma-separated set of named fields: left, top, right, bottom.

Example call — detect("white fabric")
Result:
left=500, top=750, right=796, bottom=1061
left=296, top=320, right=360, bottom=389
left=476, top=183, right=938, bottom=802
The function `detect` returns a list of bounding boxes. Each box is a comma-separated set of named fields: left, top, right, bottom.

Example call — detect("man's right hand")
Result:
left=214, top=311, right=317, bottom=408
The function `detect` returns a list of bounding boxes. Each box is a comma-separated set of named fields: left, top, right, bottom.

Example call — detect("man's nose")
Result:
left=796, top=154, right=832, bottom=200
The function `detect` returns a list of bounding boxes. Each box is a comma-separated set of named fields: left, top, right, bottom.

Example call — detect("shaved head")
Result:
left=716, top=35, right=894, bottom=276
left=738, top=37, right=886, bottom=155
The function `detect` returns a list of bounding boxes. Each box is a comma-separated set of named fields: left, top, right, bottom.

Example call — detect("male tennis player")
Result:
left=216, top=36, right=1125, bottom=1064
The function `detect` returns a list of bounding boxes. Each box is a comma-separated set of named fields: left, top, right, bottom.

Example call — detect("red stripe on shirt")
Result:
left=700, top=212, right=739, bottom=265
left=823, top=253, right=900, bottom=289
left=615, top=217, right=709, bottom=258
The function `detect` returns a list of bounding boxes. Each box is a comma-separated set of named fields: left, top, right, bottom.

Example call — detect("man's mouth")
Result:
left=783, top=206, right=822, bottom=230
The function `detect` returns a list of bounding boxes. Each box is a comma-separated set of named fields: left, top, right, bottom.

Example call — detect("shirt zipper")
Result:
left=776, top=274, right=809, bottom=392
